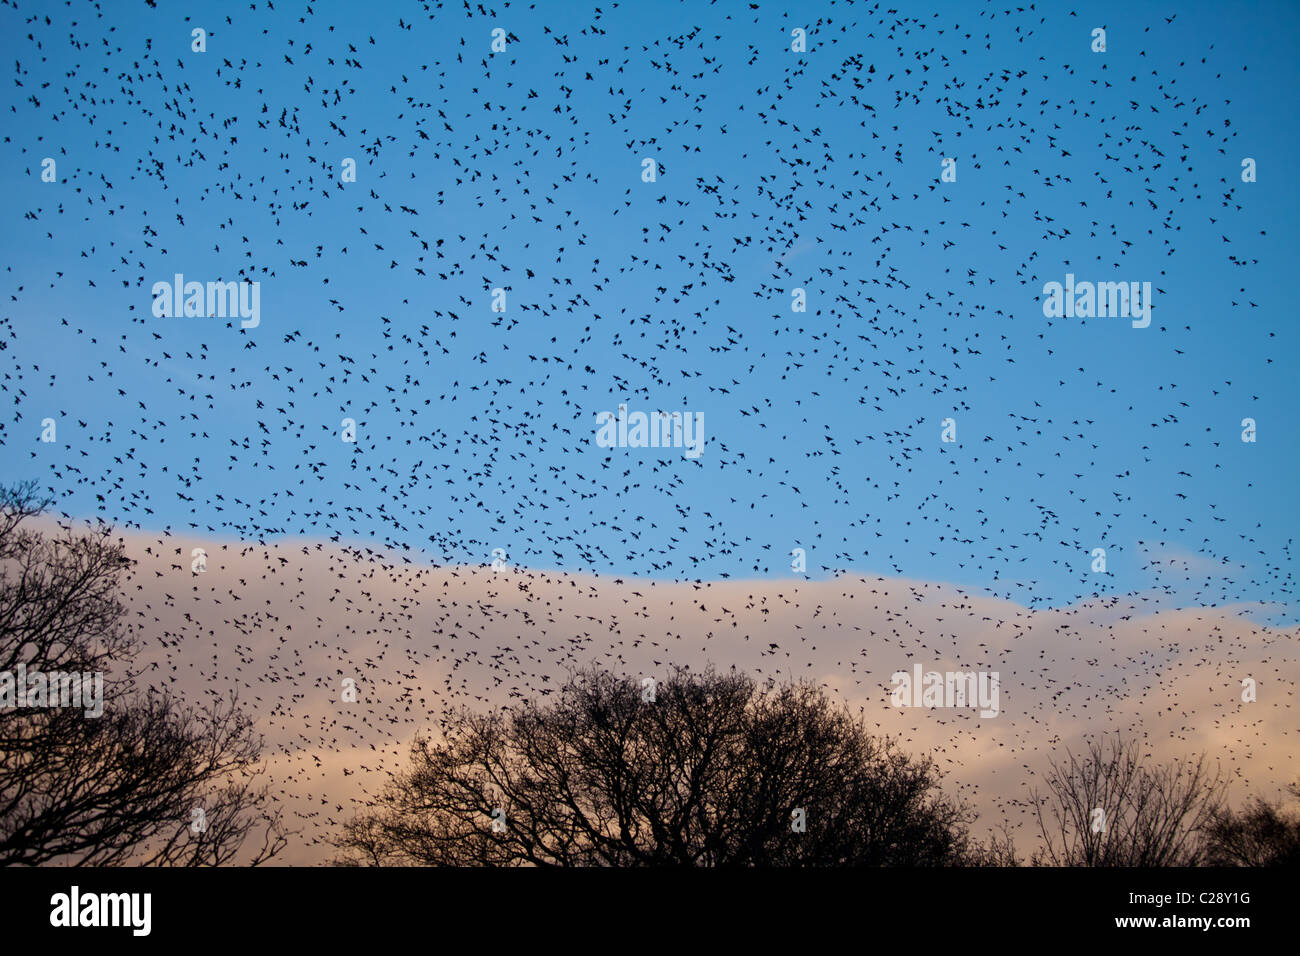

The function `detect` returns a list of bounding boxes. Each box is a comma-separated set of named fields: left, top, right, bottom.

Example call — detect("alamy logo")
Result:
left=1041, top=274, right=1152, bottom=328
left=0, top=663, right=103, bottom=717
left=151, top=273, right=260, bottom=328
left=594, top=404, right=705, bottom=459
left=50, top=886, right=151, bottom=936
left=890, top=664, right=1000, bottom=719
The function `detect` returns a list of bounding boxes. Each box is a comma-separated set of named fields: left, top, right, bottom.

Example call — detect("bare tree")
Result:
left=964, top=822, right=1021, bottom=867
left=335, top=665, right=976, bottom=866
left=0, top=482, right=285, bottom=865
left=1204, top=781, right=1300, bottom=867
left=1031, top=734, right=1225, bottom=866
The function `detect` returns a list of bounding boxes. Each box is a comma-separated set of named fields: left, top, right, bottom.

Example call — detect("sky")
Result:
left=2, top=0, right=1298, bottom=624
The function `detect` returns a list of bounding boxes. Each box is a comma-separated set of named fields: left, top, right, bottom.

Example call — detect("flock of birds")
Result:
left=1, top=2, right=1294, bottom=862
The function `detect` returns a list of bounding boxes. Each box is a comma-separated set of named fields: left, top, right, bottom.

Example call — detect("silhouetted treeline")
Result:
left=335, top=665, right=1296, bottom=867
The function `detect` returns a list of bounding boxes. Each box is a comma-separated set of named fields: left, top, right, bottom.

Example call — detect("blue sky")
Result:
left=2, top=0, right=1297, bottom=620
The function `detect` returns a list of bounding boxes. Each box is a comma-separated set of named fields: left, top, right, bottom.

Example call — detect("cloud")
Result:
left=1139, top=541, right=1248, bottom=580
left=99, top=528, right=1299, bottom=864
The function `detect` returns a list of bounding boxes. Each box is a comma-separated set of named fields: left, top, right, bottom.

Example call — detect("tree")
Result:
left=335, top=665, right=976, bottom=866
left=1203, top=782, right=1300, bottom=866
left=0, top=482, right=285, bottom=865
left=1030, top=734, right=1225, bottom=866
